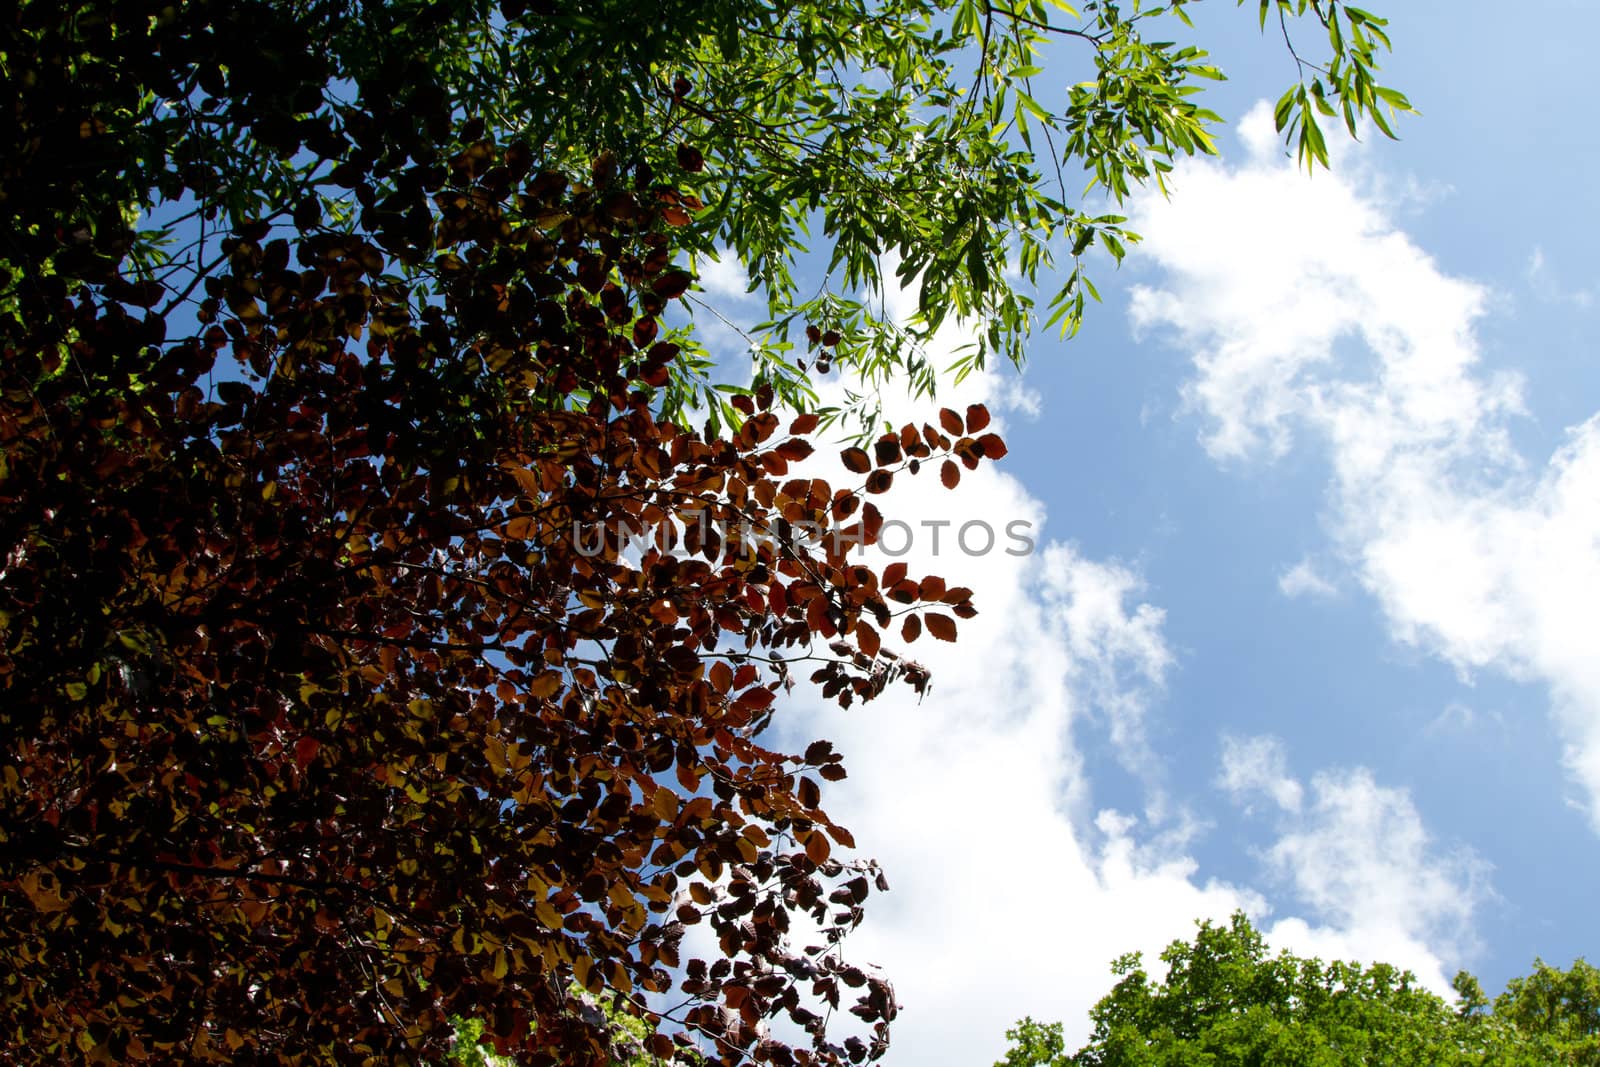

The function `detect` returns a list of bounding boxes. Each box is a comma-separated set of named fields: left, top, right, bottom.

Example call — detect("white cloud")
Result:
left=988, top=372, right=1044, bottom=419
left=1527, top=246, right=1547, bottom=284
left=1425, top=701, right=1501, bottom=737
left=1129, top=101, right=1600, bottom=829
left=1264, top=766, right=1487, bottom=956
left=675, top=249, right=764, bottom=365
left=694, top=249, right=757, bottom=303
left=1219, top=734, right=1303, bottom=813
left=1526, top=245, right=1597, bottom=309
left=1221, top=736, right=1490, bottom=990
left=1040, top=543, right=1173, bottom=804
left=1277, top=558, right=1339, bottom=600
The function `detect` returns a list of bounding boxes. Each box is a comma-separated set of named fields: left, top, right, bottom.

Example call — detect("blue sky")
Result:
left=692, top=3, right=1600, bottom=1062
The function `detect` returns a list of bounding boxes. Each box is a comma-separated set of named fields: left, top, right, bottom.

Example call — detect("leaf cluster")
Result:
left=0, top=16, right=1008, bottom=1065
left=1, top=0, right=1410, bottom=433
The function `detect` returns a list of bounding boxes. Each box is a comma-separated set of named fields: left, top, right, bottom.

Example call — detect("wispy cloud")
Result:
left=1525, top=245, right=1597, bottom=309
left=1424, top=701, right=1501, bottom=737
left=1277, top=558, right=1339, bottom=600
left=1219, top=734, right=1304, bottom=813
left=1130, top=101, right=1600, bottom=829
left=1221, top=735, right=1491, bottom=988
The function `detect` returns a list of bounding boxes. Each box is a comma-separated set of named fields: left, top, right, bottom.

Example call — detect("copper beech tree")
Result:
left=0, top=90, right=1012, bottom=1067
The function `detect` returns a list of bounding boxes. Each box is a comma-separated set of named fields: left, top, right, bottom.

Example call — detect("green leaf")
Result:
left=1273, top=85, right=1299, bottom=131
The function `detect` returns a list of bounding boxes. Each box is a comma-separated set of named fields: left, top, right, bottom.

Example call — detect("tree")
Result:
left=2, top=0, right=1412, bottom=431
left=1482, top=958, right=1600, bottom=1066
left=993, top=914, right=1600, bottom=1066
left=2, top=1, right=1406, bottom=1063
left=0, top=110, right=1008, bottom=1060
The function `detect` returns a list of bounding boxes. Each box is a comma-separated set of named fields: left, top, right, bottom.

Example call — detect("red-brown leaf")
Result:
left=805, top=831, right=831, bottom=865
left=652, top=270, right=693, bottom=299
left=854, top=621, right=880, bottom=658
left=976, top=432, right=1008, bottom=460
left=776, top=439, right=815, bottom=462
left=924, top=613, right=958, bottom=642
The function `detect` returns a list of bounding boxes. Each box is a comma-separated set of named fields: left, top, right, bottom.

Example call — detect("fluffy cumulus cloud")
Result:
left=1129, top=102, right=1600, bottom=830
left=733, top=297, right=1487, bottom=1060
left=1220, top=736, right=1490, bottom=990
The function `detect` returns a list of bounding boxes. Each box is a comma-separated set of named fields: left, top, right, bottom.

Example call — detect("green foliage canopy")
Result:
left=995, top=913, right=1600, bottom=1066
left=5, top=0, right=1412, bottom=431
